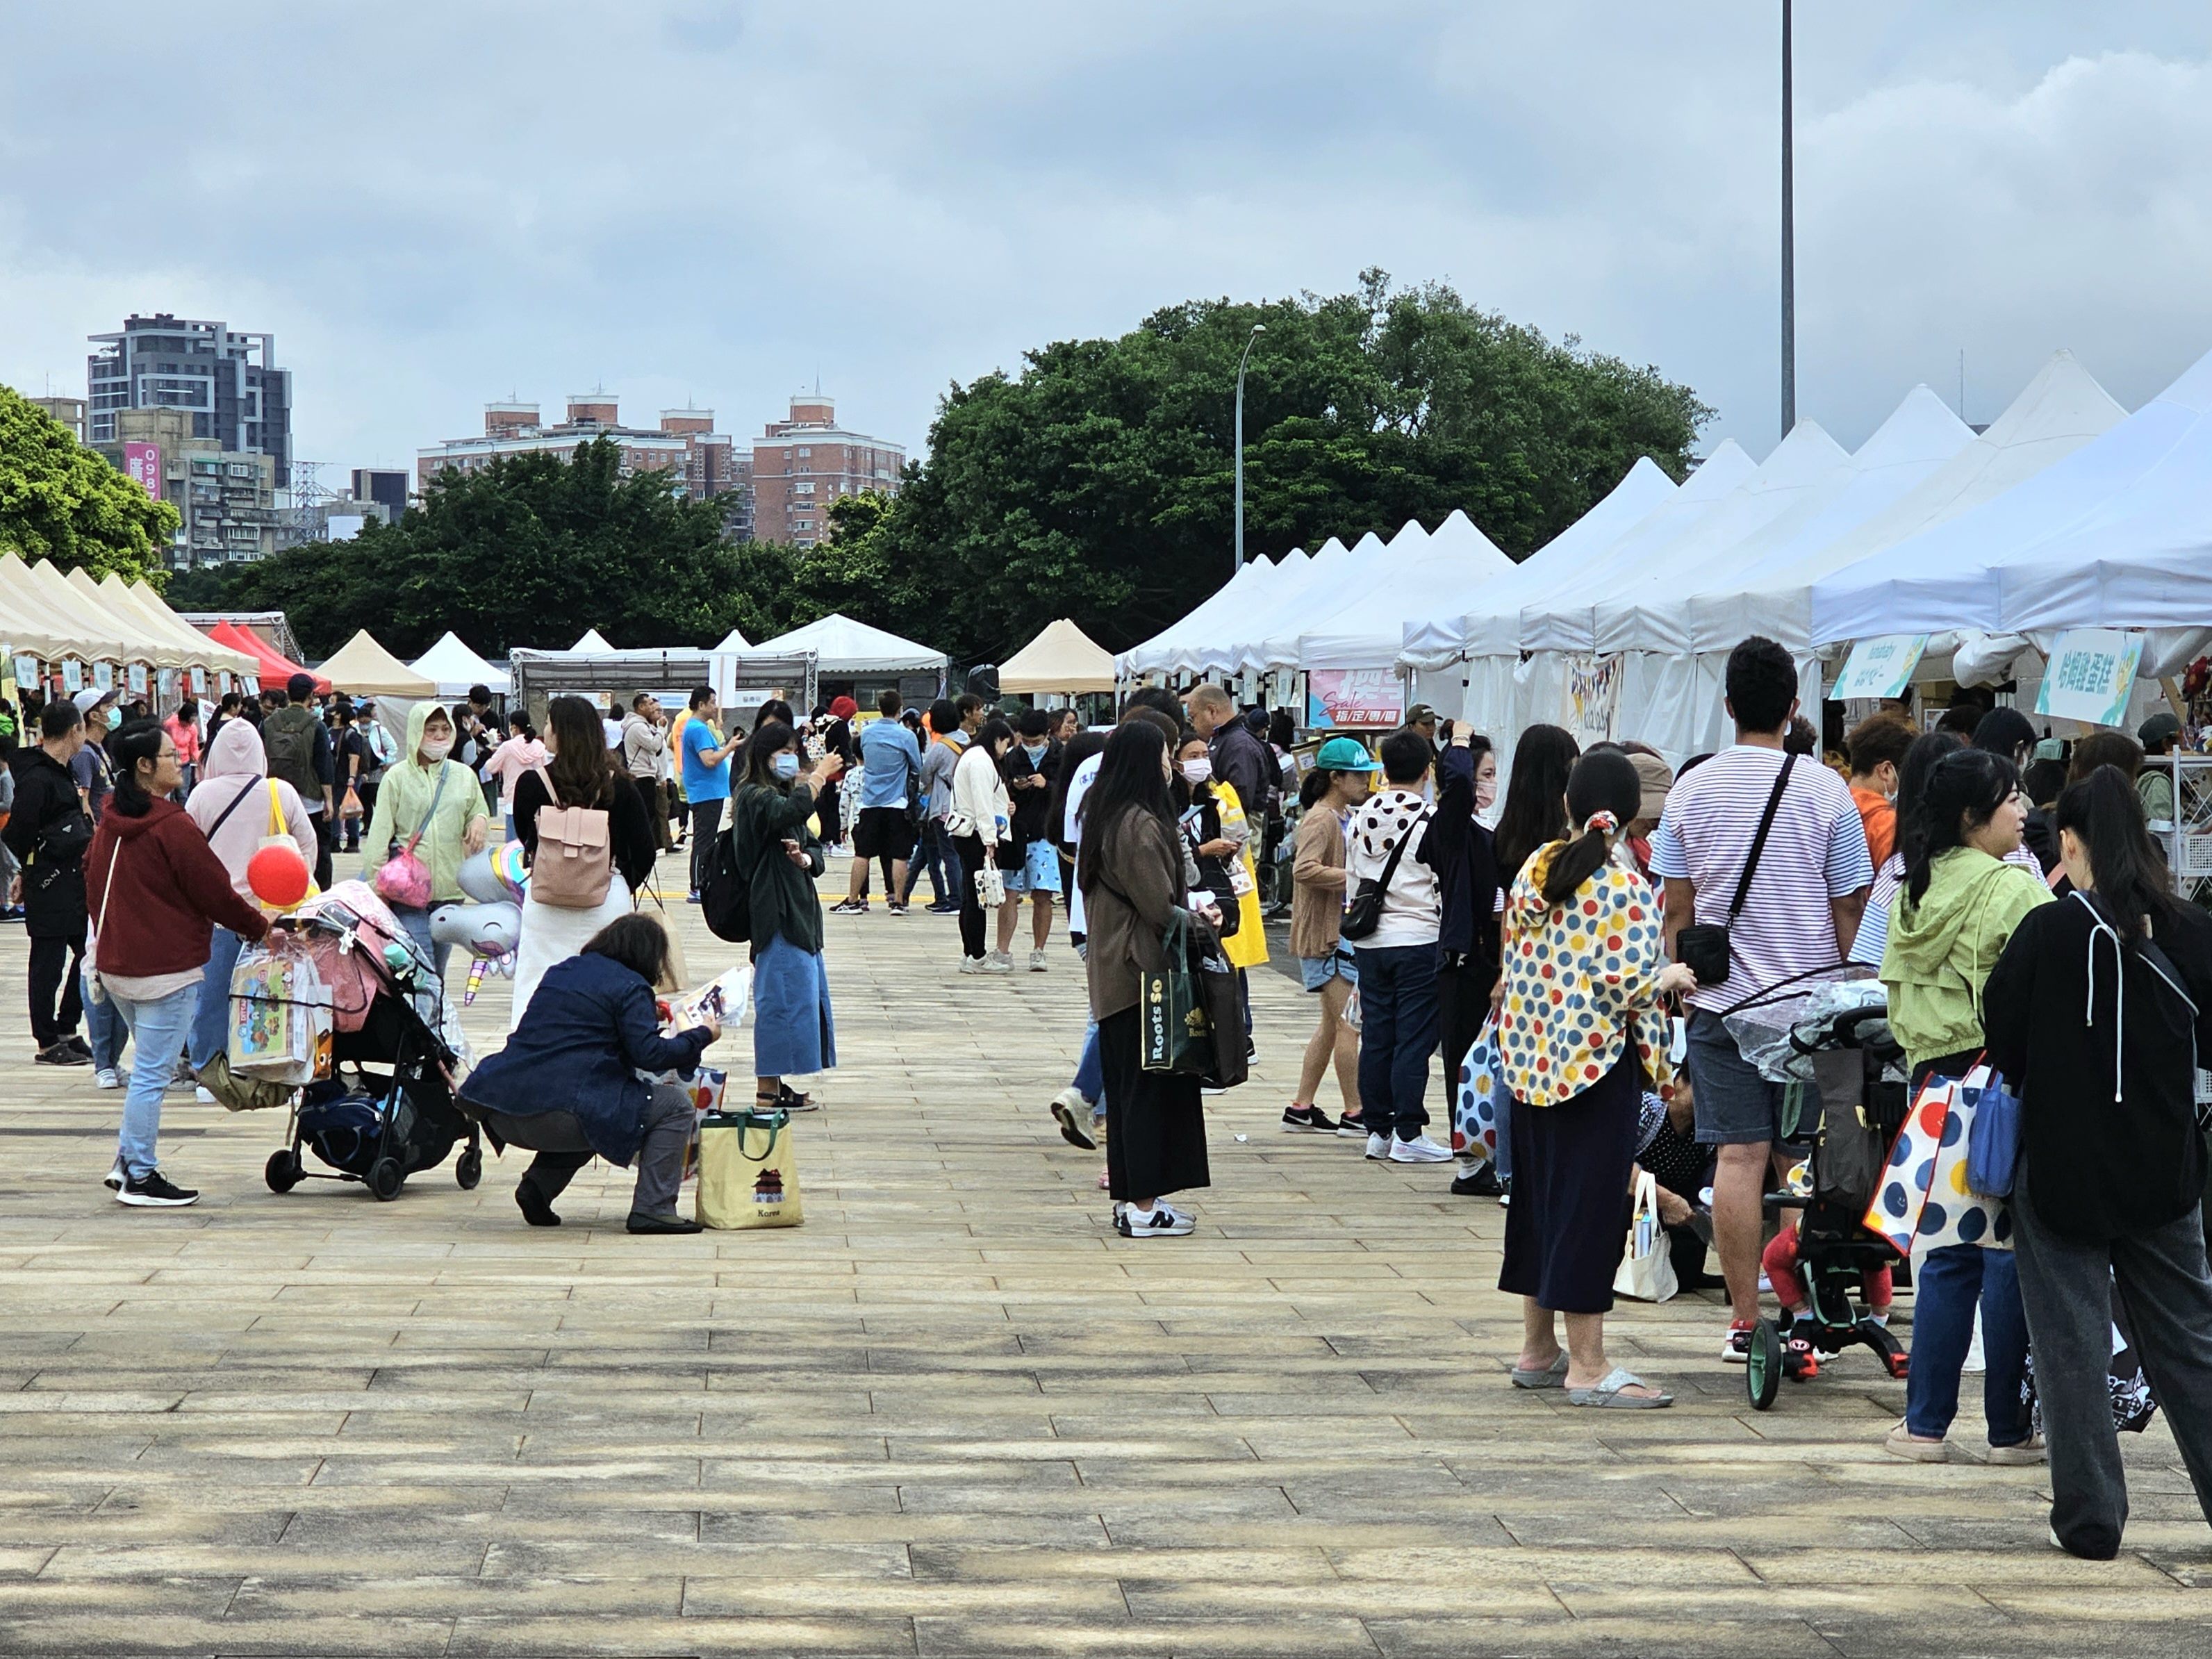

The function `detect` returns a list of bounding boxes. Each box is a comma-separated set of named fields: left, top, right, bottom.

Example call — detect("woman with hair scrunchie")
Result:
left=1494, top=749, right=1694, bottom=1408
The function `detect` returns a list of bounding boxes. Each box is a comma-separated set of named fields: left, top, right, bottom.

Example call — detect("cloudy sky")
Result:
left=6, top=1, right=2211, bottom=486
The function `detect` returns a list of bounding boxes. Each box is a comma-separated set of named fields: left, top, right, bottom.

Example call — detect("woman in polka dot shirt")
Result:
left=1494, top=749, right=1696, bottom=1408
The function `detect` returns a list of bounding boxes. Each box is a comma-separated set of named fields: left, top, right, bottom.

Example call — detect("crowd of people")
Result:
left=10, top=629, right=2212, bottom=1560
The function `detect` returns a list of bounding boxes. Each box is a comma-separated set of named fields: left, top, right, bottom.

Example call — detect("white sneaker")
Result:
left=980, top=953, right=1014, bottom=975
left=1117, top=1202, right=1194, bottom=1238
left=103, top=1155, right=124, bottom=1191
left=1388, top=1134, right=1453, bottom=1164
left=959, top=956, right=988, bottom=975
left=94, top=1068, right=122, bottom=1091
left=1028, top=949, right=1049, bottom=973
left=1364, top=1133, right=1389, bottom=1161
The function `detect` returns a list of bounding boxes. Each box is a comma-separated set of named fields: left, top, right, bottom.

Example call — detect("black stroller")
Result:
left=262, top=886, right=482, bottom=1202
left=1724, top=972, right=1913, bottom=1410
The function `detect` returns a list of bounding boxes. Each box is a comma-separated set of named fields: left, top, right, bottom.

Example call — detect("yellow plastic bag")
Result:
left=697, top=1109, right=802, bottom=1229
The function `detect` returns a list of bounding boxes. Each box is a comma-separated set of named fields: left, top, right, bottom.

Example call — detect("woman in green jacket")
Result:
left=728, top=720, right=843, bottom=1114
left=363, top=701, right=490, bottom=979
left=1879, top=747, right=2050, bottom=1463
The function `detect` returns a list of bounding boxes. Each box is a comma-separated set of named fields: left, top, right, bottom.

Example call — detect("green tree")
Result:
left=202, top=438, right=773, bottom=659
left=0, top=385, right=181, bottom=582
left=857, top=270, right=1710, bottom=661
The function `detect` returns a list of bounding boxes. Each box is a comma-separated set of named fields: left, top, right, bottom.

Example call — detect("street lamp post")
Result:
left=1235, top=323, right=1265, bottom=572
left=1781, top=0, right=1796, bottom=438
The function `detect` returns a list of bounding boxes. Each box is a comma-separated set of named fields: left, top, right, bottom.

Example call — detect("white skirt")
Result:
left=509, top=873, right=634, bottom=1032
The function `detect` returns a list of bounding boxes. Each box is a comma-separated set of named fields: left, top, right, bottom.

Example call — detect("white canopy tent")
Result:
left=1232, top=529, right=1394, bottom=672
left=1119, top=550, right=1293, bottom=678
left=567, top=629, right=616, bottom=654
left=410, top=631, right=511, bottom=699
left=711, top=627, right=752, bottom=653
left=750, top=613, right=948, bottom=676
left=1810, top=345, right=2212, bottom=656
left=1293, top=513, right=1514, bottom=672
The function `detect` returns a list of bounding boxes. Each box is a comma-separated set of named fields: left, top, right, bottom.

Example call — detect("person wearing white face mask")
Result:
left=1430, top=723, right=1508, bottom=1194
left=996, top=708, right=1061, bottom=970
left=363, top=702, right=492, bottom=980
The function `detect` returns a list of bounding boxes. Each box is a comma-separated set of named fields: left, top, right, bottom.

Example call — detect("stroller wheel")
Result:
left=1745, top=1319, right=1783, bottom=1411
left=456, top=1148, right=483, bottom=1191
left=264, top=1148, right=303, bottom=1194
left=368, top=1157, right=404, bottom=1202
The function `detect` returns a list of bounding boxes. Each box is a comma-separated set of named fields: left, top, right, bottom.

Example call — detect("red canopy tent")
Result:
left=204, top=619, right=331, bottom=694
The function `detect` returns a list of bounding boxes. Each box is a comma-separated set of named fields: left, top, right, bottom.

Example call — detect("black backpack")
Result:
left=698, top=825, right=752, bottom=943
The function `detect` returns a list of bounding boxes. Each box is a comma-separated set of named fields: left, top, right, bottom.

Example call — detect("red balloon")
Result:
left=247, top=842, right=312, bottom=909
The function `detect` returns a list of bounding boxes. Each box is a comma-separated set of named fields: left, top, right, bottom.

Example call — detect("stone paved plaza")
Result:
left=3, top=868, right=2211, bottom=1657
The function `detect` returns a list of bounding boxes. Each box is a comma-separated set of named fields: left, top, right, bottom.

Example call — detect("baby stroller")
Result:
left=263, top=881, right=481, bottom=1202
left=1723, top=970, right=1913, bottom=1410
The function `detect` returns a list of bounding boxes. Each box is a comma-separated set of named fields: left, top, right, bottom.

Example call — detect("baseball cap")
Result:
left=72, top=688, right=115, bottom=716
left=1314, top=736, right=1381, bottom=773
left=286, top=672, right=317, bottom=702
left=2139, top=711, right=2182, bottom=749
left=1403, top=703, right=1437, bottom=728
left=1630, top=751, right=1675, bottom=823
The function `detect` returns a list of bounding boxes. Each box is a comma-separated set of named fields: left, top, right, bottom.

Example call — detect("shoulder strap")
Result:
left=1727, top=754, right=1797, bottom=922
left=404, top=761, right=451, bottom=855
left=1372, top=805, right=1435, bottom=895
left=265, top=779, right=285, bottom=837
left=201, top=775, right=261, bottom=842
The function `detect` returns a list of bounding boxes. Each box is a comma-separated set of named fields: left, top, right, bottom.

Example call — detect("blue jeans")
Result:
left=85, top=977, right=126, bottom=1071
left=1906, top=1244, right=2033, bottom=1446
left=188, top=925, right=246, bottom=1071
left=395, top=907, right=456, bottom=984
left=109, top=984, right=197, bottom=1180
left=1351, top=942, right=1441, bottom=1141
left=1071, top=939, right=1104, bottom=1116
left=903, top=818, right=959, bottom=905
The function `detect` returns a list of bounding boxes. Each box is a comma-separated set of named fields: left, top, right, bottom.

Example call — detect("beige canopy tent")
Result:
left=315, top=629, right=440, bottom=698
left=63, top=565, right=180, bottom=666
left=998, top=617, right=1116, bottom=695
left=0, top=554, right=96, bottom=659
left=103, top=575, right=260, bottom=677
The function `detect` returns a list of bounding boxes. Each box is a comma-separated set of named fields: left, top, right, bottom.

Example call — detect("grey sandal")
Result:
left=1510, top=1351, right=1571, bottom=1389
left=1566, top=1365, right=1672, bottom=1409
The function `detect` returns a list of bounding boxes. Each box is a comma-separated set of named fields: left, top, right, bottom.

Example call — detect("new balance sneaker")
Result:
left=1028, top=949, right=1049, bottom=973
left=1387, top=1134, right=1452, bottom=1164
left=829, top=898, right=870, bottom=915
left=1050, top=1088, right=1097, bottom=1150
left=1364, top=1132, right=1389, bottom=1161
left=1721, top=1321, right=1756, bottom=1364
left=1116, top=1203, right=1195, bottom=1238
left=94, top=1067, right=122, bottom=1091
left=117, top=1170, right=198, bottom=1207
left=1449, top=1162, right=1505, bottom=1197
left=1280, top=1105, right=1339, bottom=1133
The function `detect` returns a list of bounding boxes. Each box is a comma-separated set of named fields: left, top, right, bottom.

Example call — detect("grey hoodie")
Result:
left=185, top=718, right=319, bottom=900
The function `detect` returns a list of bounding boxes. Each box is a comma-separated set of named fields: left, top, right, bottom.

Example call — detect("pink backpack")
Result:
left=528, top=766, right=614, bottom=909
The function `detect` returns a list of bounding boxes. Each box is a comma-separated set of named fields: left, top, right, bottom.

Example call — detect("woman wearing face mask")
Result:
left=1175, top=730, right=1269, bottom=1043
left=1429, top=725, right=1507, bottom=1196
left=729, top=720, right=844, bottom=1114
left=996, top=708, right=1061, bottom=971
left=363, top=702, right=491, bottom=980
left=950, top=717, right=1016, bottom=973
left=1287, top=742, right=1379, bottom=1134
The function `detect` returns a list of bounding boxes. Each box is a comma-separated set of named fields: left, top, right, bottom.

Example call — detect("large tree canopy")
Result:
left=800, top=270, right=1712, bottom=662
left=0, top=385, right=181, bottom=582
left=178, top=438, right=769, bottom=661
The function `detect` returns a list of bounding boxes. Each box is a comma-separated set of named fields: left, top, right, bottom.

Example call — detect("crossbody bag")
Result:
left=1674, top=754, right=1794, bottom=987
left=1341, top=807, right=1433, bottom=942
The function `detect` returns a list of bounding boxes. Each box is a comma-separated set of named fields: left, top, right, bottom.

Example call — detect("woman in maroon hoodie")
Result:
left=85, top=721, right=269, bottom=1207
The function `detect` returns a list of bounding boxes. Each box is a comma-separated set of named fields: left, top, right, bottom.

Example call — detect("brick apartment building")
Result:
left=751, top=395, right=905, bottom=546
left=417, top=396, right=745, bottom=506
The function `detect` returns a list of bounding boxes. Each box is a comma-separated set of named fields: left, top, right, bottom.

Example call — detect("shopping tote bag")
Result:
left=1865, top=1065, right=2011, bottom=1255
left=1613, top=1171, right=1679, bottom=1303
left=697, top=1108, right=803, bottom=1229
left=1452, top=1014, right=1512, bottom=1164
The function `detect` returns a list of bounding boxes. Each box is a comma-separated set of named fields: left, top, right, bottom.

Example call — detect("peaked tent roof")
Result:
left=28, top=561, right=138, bottom=661
left=1810, top=345, right=2212, bottom=644
left=1706, top=352, right=2124, bottom=653
left=750, top=612, right=947, bottom=673
left=1519, top=440, right=1765, bottom=654
left=102, top=575, right=261, bottom=675
left=62, top=566, right=176, bottom=664
left=0, top=554, right=105, bottom=659
left=711, top=627, right=753, bottom=653
left=1229, top=531, right=1389, bottom=672
left=1401, top=456, right=1685, bottom=668
left=568, top=629, right=616, bottom=654
left=1619, top=385, right=1976, bottom=656
left=410, top=631, right=511, bottom=698
left=1119, top=552, right=1289, bottom=677
left=1296, top=511, right=1515, bottom=670
left=1000, top=618, right=1117, bottom=694
left=207, top=618, right=329, bottom=693
left=318, top=629, right=439, bottom=698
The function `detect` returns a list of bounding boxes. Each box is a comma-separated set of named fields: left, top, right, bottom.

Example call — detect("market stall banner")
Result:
left=1306, top=668, right=1404, bottom=730
left=1833, top=634, right=1929, bottom=702
left=1565, top=654, right=1624, bottom=746
left=2035, top=627, right=2143, bottom=727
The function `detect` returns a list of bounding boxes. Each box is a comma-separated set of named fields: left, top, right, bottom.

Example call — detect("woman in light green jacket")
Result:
left=363, top=701, right=490, bottom=977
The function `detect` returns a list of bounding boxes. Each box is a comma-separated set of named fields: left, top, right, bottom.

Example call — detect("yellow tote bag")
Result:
left=697, top=1109, right=803, bottom=1229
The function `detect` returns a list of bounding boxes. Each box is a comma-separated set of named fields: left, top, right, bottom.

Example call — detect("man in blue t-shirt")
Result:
left=834, top=690, right=924, bottom=915
left=679, top=686, right=739, bottom=901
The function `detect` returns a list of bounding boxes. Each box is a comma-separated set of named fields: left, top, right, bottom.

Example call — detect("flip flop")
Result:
left=1509, top=1351, right=1571, bottom=1389
left=1566, top=1366, right=1672, bottom=1409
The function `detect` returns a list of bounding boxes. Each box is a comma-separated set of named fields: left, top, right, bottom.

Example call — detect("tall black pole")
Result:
left=1781, top=0, right=1796, bottom=438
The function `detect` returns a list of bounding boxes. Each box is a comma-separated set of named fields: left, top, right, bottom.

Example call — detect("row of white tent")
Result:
left=1123, top=342, right=2212, bottom=764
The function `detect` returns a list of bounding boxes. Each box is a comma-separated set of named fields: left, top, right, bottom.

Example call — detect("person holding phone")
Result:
left=729, top=720, right=843, bottom=1114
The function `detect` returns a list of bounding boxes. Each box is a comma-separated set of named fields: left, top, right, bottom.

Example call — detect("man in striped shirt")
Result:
left=1651, top=636, right=1874, bottom=1362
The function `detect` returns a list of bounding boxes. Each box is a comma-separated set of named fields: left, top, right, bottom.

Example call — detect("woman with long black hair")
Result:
left=1879, top=747, right=2049, bottom=1463
left=1079, top=718, right=1209, bottom=1239
left=506, top=695, right=659, bottom=1032
left=1986, top=766, right=2212, bottom=1558
left=729, top=720, right=843, bottom=1114
left=1492, top=724, right=1580, bottom=887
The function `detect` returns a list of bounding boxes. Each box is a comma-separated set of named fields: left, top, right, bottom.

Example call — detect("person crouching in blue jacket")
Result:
left=463, top=913, right=720, bottom=1234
